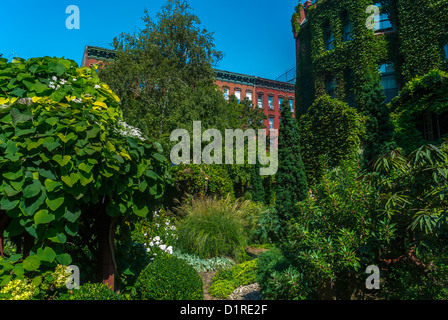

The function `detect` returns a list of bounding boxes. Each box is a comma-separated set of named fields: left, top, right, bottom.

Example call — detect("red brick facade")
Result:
left=81, top=46, right=296, bottom=131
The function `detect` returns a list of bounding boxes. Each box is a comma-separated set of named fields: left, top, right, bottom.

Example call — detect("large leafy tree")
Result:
left=98, top=0, right=227, bottom=153
left=275, top=99, right=309, bottom=228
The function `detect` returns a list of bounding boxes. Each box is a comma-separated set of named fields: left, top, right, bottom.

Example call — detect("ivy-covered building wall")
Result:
left=293, top=0, right=448, bottom=116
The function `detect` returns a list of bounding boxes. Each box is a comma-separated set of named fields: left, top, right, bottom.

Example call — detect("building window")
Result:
left=268, top=96, right=274, bottom=110
left=289, top=99, right=294, bottom=113
left=223, top=87, right=229, bottom=100
left=324, top=24, right=335, bottom=51
left=325, top=77, right=337, bottom=98
left=257, top=94, right=263, bottom=108
left=379, top=63, right=399, bottom=104
left=374, top=4, right=393, bottom=31
left=246, top=91, right=252, bottom=101
left=344, top=69, right=356, bottom=108
left=235, top=90, right=241, bottom=103
left=269, top=117, right=274, bottom=129
left=444, top=42, right=448, bottom=59
left=279, top=97, right=284, bottom=111
left=342, top=14, right=353, bottom=42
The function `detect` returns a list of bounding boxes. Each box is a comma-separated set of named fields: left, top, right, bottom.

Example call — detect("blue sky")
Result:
left=0, top=0, right=300, bottom=80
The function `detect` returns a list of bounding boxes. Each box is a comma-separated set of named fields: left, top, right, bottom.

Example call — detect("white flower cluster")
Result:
left=114, top=120, right=145, bottom=141
left=145, top=235, right=173, bottom=255
left=142, top=210, right=177, bottom=259
left=49, top=76, right=68, bottom=90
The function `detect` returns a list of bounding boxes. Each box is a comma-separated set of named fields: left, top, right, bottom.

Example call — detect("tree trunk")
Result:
left=0, top=211, right=8, bottom=257
left=98, top=207, right=116, bottom=291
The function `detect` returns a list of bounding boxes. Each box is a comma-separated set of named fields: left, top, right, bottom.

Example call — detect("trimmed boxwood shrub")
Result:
left=58, top=282, right=124, bottom=300
left=134, top=255, right=203, bottom=300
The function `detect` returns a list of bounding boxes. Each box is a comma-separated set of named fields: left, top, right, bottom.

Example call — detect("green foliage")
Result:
left=168, top=164, right=235, bottom=201
left=390, top=69, right=448, bottom=153
left=98, top=0, right=225, bottom=152
left=131, top=208, right=177, bottom=258
left=275, top=99, right=308, bottom=226
left=393, top=0, right=448, bottom=82
left=172, top=251, right=235, bottom=272
left=358, top=71, right=396, bottom=166
left=208, top=280, right=236, bottom=299
left=256, top=247, right=299, bottom=300
left=299, top=95, right=366, bottom=185
left=209, top=259, right=258, bottom=299
left=284, top=159, right=396, bottom=299
left=0, top=56, right=170, bottom=288
left=134, top=255, right=203, bottom=300
left=295, top=0, right=388, bottom=114
left=249, top=160, right=265, bottom=204
left=174, top=195, right=250, bottom=259
left=57, top=282, right=124, bottom=300
left=0, top=263, right=71, bottom=300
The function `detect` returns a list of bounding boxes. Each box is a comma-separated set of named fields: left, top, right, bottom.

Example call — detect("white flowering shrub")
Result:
left=132, top=208, right=178, bottom=260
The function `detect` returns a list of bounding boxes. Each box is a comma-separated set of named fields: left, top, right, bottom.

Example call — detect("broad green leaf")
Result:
left=37, top=247, right=56, bottom=263
left=22, top=180, right=42, bottom=198
left=45, top=196, right=64, bottom=211
left=53, top=154, right=71, bottom=166
left=23, top=255, right=41, bottom=271
left=34, top=209, right=55, bottom=225
left=44, top=179, right=62, bottom=192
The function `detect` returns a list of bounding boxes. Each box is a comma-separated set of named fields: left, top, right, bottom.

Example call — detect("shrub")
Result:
left=174, top=195, right=250, bottom=259
left=208, top=280, right=236, bottom=299
left=134, top=255, right=203, bottom=300
left=390, top=69, right=448, bottom=153
left=57, top=282, right=124, bottom=300
left=299, top=95, right=366, bottom=186
left=256, top=247, right=293, bottom=299
left=209, top=259, right=258, bottom=299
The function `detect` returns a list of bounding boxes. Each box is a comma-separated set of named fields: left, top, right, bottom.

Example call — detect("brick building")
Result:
left=81, top=45, right=296, bottom=131
left=215, top=69, right=296, bottom=131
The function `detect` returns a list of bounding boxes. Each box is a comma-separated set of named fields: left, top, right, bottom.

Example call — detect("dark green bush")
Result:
left=256, top=247, right=294, bottom=299
left=58, top=282, right=124, bottom=300
left=134, top=255, right=203, bottom=300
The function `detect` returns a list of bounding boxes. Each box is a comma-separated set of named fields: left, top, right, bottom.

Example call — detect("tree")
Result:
left=98, top=0, right=226, bottom=153
left=359, top=71, right=396, bottom=168
left=299, top=95, right=366, bottom=186
left=275, top=99, right=308, bottom=227
left=250, top=159, right=265, bottom=204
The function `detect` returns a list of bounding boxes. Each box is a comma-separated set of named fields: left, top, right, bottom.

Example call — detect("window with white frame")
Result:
left=235, top=90, right=241, bottom=103
left=268, top=96, right=274, bottom=109
left=269, top=117, right=274, bottom=129
left=246, top=91, right=252, bottom=102
left=223, top=87, right=229, bottom=100
left=257, top=94, right=263, bottom=108
left=289, top=99, right=294, bottom=113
